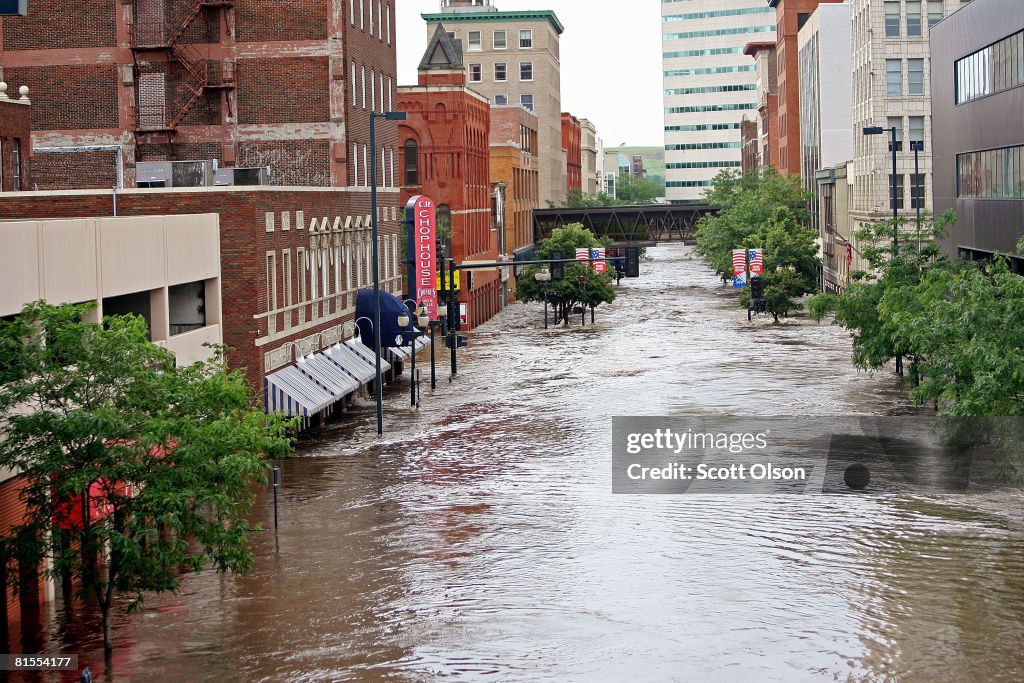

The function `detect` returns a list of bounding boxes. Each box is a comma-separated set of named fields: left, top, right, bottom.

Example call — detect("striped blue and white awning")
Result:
left=344, top=339, right=392, bottom=373
left=388, top=335, right=431, bottom=362
left=264, top=364, right=336, bottom=418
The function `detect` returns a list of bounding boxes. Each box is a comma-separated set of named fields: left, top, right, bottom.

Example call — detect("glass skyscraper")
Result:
left=661, top=0, right=777, bottom=203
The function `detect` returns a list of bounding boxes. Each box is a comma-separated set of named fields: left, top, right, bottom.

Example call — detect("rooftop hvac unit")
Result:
left=136, top=160, right=217, bottom=188
left=214, top=166, right=271, bottom=186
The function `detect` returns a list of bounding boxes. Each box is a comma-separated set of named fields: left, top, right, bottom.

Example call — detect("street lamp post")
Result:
left=534, top=267, right=551, bottom=328
left=862, top=125, right=899, bottom=257
left=863, top=124, right=903, bottom=376
left=910, top=139, right=923, bottom=247
left=369, top=110, right=407, bottom=436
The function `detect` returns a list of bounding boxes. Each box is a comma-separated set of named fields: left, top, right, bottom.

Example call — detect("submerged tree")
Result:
left=0, top=302, right=294, bottom=651
left=514, top=223, right=617, bottom=323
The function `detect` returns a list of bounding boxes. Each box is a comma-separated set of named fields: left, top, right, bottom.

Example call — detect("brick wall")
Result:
left=236, top=0, right=330, bottom=42
left=3, top=65, right=118, bottom=131
left=237, top=140, right=333, bottom=187
left=0, top=188, right=401, bottom=393
left=237, top=58, right=330, bottom=125
left=0, top=0, right=116, bottom=50
left=33, top=151, right=117, bottom=191
left=0, top=98, right=32, bottom=191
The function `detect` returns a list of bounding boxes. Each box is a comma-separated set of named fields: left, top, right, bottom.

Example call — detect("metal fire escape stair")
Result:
left=131, top=1, right=235, bottom=159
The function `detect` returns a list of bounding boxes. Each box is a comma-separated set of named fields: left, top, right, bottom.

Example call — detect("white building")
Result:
left=662, top=0, right=777, bottom=203
left=799, top=2, right=853, bottom=291
left=849, top=0, right=961, bottom=239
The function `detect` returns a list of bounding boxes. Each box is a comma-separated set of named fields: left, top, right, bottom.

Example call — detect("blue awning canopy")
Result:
left=355, top=288, right=416, bottom=349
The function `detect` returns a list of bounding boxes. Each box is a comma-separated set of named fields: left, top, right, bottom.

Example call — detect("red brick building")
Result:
left=397, top=25, right=499, bottom=330
left=0, top=0, right=397, bottom=190
left=0, top=81, right=31, bottom=191
left=744, top=40, right=780, bottom=172
left=561, top=112, right=581, bottom=196
left=769, top=0, right=843, bottom=176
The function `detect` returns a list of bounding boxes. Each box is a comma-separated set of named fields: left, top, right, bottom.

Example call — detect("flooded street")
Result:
left=26, top=244, right=1024, bottom=681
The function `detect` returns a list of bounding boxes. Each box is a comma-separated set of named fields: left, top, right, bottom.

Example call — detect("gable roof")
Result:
left=419, top=23, right=464, bottom=70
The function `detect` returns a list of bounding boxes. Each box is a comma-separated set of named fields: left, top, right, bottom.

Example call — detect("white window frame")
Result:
left=468, top=30, right=482, bottom=51
left=520, top=93, right=533, bottom=111
left=361, top=65, right=366, bottom=108
left=370, top=69, right=376, bottom=110
left=386, top=3, right=391, bottom=44
left=494, top=62, right=507, bottom=82
left=351, top=61, right=357, bottom=105
left=352, top=143, right=359, bottom=186
left=493, top=29, right=507, bottom=50
left=469, top=63, right=482, bottom=82
left=359, top=0, right=364, bottom=30
left=519, top=29, right=533, bottom=49
left=363, top=144, right=369, bottom=186
left=350, top=0, right=355, bottom=26
left=520, top=61, right=534, bottom=81
left=494, top=94, right=508, bottom=105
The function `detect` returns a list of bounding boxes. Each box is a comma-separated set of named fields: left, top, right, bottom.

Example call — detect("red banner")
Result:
left=410, top=196, right=438, bottom=320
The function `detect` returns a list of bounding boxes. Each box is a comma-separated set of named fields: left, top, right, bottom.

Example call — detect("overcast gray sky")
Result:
left=396, top=0, right=664, bottom=148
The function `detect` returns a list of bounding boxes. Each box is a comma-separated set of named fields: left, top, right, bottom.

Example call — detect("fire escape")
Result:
left=130, top=1, right=235, bottom=159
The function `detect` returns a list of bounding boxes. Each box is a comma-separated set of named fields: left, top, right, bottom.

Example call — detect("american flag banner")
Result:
left=732, top=249, right=747, bottom=275
left=748, top=248, right=764, bottom=274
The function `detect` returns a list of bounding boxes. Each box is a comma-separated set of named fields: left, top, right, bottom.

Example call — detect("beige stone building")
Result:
left=849, top=0, right=962, bottom=246
left=580, top=118, right=600, bottom=197
left=424, top=0, right=566, bottom=206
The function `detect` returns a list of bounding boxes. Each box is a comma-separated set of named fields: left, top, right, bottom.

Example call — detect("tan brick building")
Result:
left=490, top=103, right=539, bottom=271
left=424, top=0, right=565, bottom=206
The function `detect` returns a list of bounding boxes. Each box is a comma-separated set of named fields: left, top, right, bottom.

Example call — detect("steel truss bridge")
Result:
left=532, top=204, right=719, bottom=245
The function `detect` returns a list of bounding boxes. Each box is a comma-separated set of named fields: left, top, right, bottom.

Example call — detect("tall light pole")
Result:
left=863, top=124, right=903, bottom=376
left=910, top=139, right=923, bottom=246
left=863, top=125, right=899, bottom=257
left=370, top=110, right=406, bottom=435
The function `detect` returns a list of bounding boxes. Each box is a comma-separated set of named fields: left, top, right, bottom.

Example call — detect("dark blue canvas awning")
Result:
left=355, top=288, right=416, bottom=349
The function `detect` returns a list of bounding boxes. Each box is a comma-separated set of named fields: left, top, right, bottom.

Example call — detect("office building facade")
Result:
left=425, top=0, right=566, bottom=206
left=931, top=0, right=1023, bottom=270
left=848, top=0, right=960, bottom=243
left=662, top=0, right=776, bottom=203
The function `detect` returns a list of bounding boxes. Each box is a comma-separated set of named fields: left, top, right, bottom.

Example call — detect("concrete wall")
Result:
left=0, top=213, right=222, bottom=366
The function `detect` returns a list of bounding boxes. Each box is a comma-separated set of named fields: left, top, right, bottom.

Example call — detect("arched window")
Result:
left=403, top=138, right=419, bottom=186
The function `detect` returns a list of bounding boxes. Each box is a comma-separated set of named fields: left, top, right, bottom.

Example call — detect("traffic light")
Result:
left=750, top=275, right=764, bottom=299
left=578, top=274, right=586, bottom=289
left=551, top=251, right=564, bottom=280
left=625, top=248, right=640, bottom=278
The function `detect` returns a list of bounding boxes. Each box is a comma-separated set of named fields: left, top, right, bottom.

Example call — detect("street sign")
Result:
left=732, top=273, right=747, bottom=289
left=0, top=1, right=28, bottom=16
left=405, top=195, right=438, bottom=320
left=435, top=270, right=461, bottom=291
left=576, top=247, right=606, bottom=273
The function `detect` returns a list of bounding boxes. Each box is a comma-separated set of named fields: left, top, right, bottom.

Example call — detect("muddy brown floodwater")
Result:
left=13, top=244, right=1024, bottom=682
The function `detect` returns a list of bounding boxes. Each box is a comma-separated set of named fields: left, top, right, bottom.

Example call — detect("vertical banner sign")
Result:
left=405, top=195, right=438, bottom=320
left=732, top=249, right=747, bottom=288
left=732, top=249, right=747, bottom=275
left=748, top=248, right=764, bottom=274
left=576, top=247, right=607, bottom=272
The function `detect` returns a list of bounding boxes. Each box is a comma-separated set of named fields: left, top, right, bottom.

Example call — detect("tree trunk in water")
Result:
left=101, top=601, right=112, bottom=651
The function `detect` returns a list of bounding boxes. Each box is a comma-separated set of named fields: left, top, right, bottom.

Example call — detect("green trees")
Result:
left=0, top=303, right=293, bottom=651
left=514, top=223, right=617, bottom=322
left=807, top=210, right=1024, bottom=419
left=696, top=169, right=819, bottom=319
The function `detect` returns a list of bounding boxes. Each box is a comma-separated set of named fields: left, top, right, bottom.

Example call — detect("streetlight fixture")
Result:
left=910, top=139, right=924, bottom=246
left=534, top=267, right=552, bottom=328
left=862, top=125, right=899, bottom=258
left=399, top=300, right=428, bottom=407
left=864, top=124, right=903, bottom=376
left=369, top=110, right=407, bottom=436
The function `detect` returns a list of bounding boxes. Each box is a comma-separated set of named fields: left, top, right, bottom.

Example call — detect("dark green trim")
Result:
left=422, top=10, right=565, bottom=35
